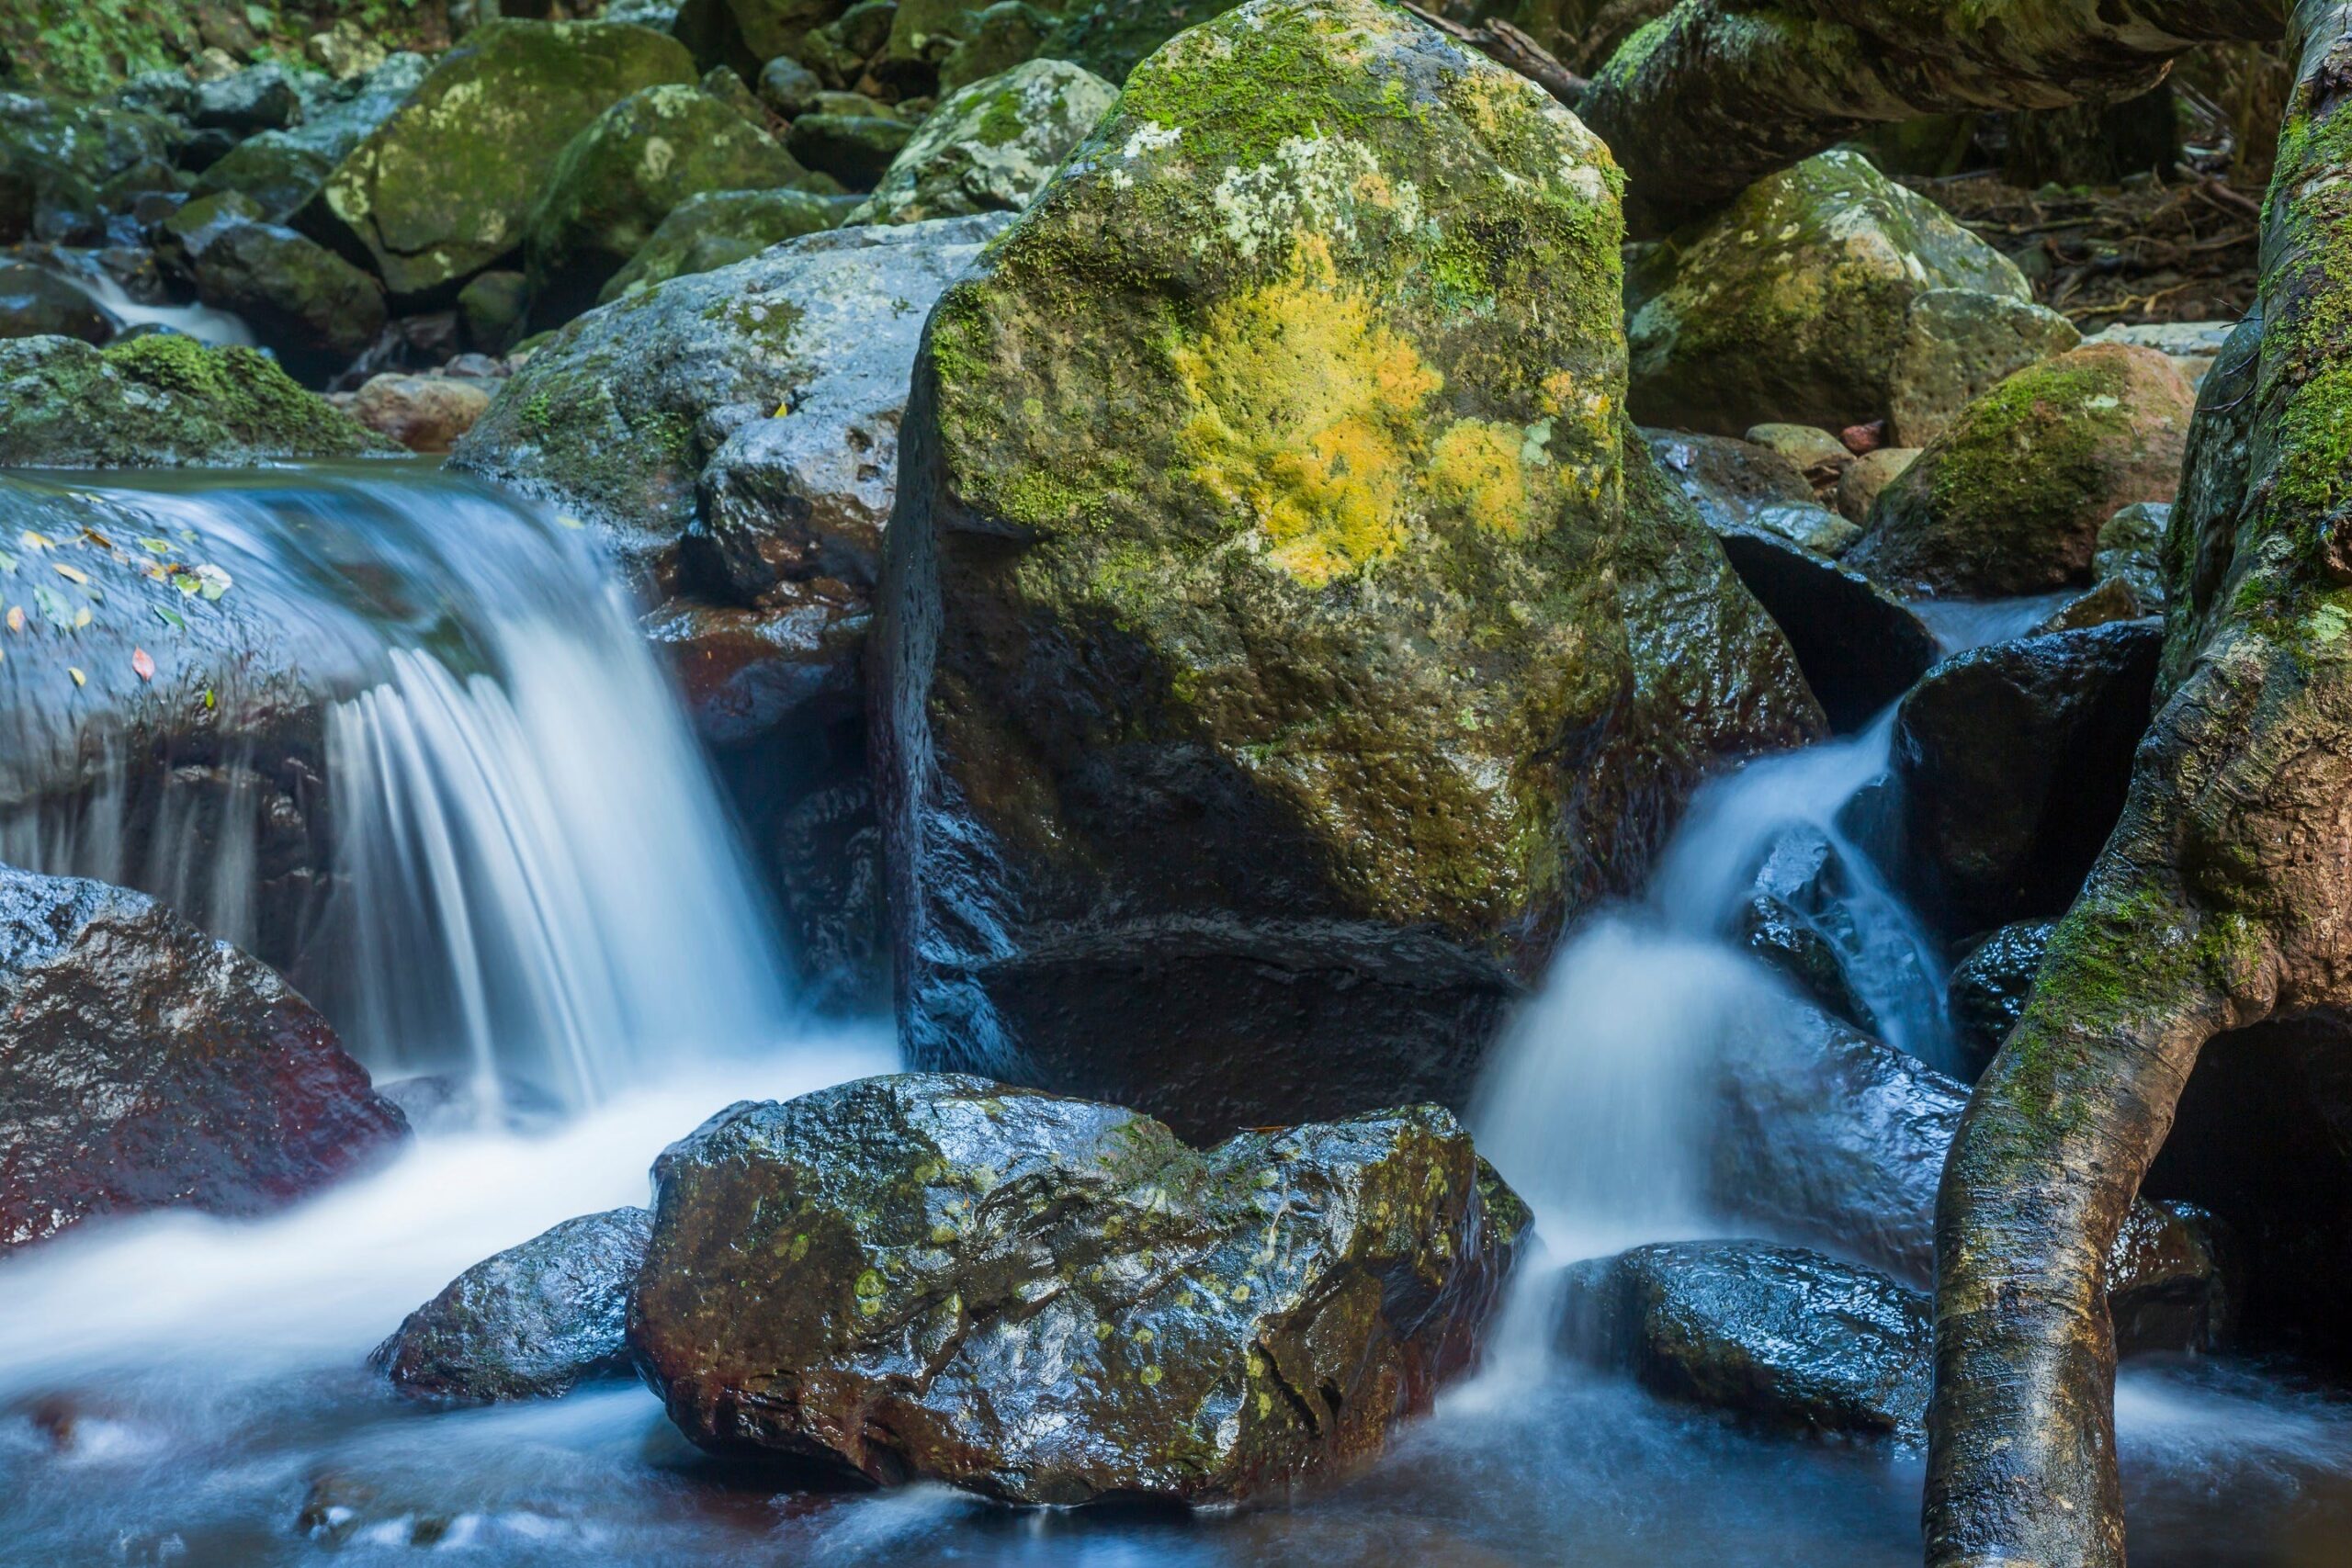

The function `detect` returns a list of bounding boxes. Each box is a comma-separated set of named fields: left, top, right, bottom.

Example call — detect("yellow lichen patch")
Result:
left=1172, top=235, right=1441, bottom=586
left=1430, top=419, right=1541, bottom=536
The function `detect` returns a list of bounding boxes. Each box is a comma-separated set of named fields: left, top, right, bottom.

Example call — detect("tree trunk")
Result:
left=1927, top=3, right=2352, bottom=1564
left=1579, top=0, right=2284, bottom=234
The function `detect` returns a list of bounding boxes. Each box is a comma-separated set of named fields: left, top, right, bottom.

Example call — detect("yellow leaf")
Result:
left=5, top=606, right=20, bottom=633
left=68, top=667, right=85, bottom=686
left=72, top=606, right=92, bottom=628
left=53, top=562, right=88, bottom=585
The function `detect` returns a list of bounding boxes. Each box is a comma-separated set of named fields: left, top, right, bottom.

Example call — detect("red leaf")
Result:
left=131, top=648, right=154, bottom=682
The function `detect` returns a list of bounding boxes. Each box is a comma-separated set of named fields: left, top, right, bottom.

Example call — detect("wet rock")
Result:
left=938, top=1, right=1060, bottom=95
left=1743, top=502, right=1860, bottom=557
left=194, top=134, right=336, bottom=221
left=1885, top=288, right=2082, bottom=448
left=1893, top=620, right=2162, bottom=935
left=2030, top=574, right=2148, bottom=634
left=1040, top=0, right=1246, bottom=85
left=1731, top=825, right=1911, bottom=1034
left=1948, top=920, right=2054, bottom=1079
left=1644, top=429, right=1815, bottom=533
left=1625, top=151, right=2030, bottom=437
left=629, top=1073, right=1530, bottom=1503
left=351, top=373, right=498, bottom=454
left=1848, top=343, right=2197, bottom=597
left=1834, top=446, right=1917, bottom=525
left=164, top=194, right=389, bottom=383
left=299, top=20, right=697, bottom=303
left=879, top=0, right=1818, bottom=1136
left=1713, top=528, right=1939, bottom=731
left=0, top=863, right=407, bottom=1253
left=2094, top=499, right=2171, bottom=612
left=644, top=597, right=867, bottom=746
left=786, top=111, right=915, bottom=187
left=523, top=82, right=814, bottom=327
left=1557, top=1241, right=1929, bottom=1442
left=0, top=333, right=393, bottom=467
left=374, top=1208, right=652, bottom=1403
left=0, top=263, right=117, bottom=344
left=849, top=60, right=1117, bottom=225
left=596, top=187, right=854, bottom=304
left=759, top=54, right=827, bottom=116
left=2083, top=318, right=2238, bottom=389
left=192, top=55, right=432, bottom=222
left=192, top=64, right=303, bottom=134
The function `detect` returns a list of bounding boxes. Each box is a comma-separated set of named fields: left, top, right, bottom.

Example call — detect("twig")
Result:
left=1400, top=3, right=1589, bottom=105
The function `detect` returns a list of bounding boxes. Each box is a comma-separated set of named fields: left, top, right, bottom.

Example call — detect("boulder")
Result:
left=192, top=52, right=434, bottom=222
left=1713, top=527, right=1939, bottom=731
left=1557, top=1241, right=1929, bottom=1442
left=786, top=111, right=916, bottom=187
left=1643, top=429, right=1815, bottom=534
left=523, top=82, right=815, bottom=327
left=373, top=1208, right=652, bottom=1403
left=1949, top=919, right=2053, bottom=1079
left=300, top=20, right=697, bottom=302
left=937, top=1, right=1061, bottom=96
left=1039, top=0, right=1246, bottom=84
left=0, top=863, right=407, bottom=1253
left=164, top=194, right=389, bottom=383
left=1731, top=824, right=1932, bottom=1039
left=1834, top=446, right=1917, bottom=525
left=0, top=263, right=116, bottom=344
left=758, top=54, right=827, bottom=116
left=350, top=373, right=498, bottom=454
left=0, top=96, right=180, bottom=244
left=1847, top=343, right=2197, bottom=597
left=629, top=1073, right=1530, bottom=1502
left=457, top=269, right=532, bottom=354
left=2083, top=318, right=2238, bottom=389
left=1625, top=151, right=2030, bottom=437
left=2094, top=499, right=2171, bottom=612
left=0, top=333, right=394, bottom=468
left=1893, top=620, right=2163, bottom=935
left=2030, top=574, right=2148, bottom=634
left=596, top=187, right=855, bottom=303
left=849, top=60, right=1118, bottom=225
left=194, top=134, right=337, bottom=222
left=1744, top=421, right=1849, bottom=481
left=191, top=63, right=304, bottom=134
left=877, top=0, right=1819, bottom=1137
left=1744, top=502, right=1860, bottom=557
left=1885, top=288, right=2082, bottom=448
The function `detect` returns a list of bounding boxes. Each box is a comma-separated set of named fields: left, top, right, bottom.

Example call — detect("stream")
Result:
left=1, top=468, right=2347, bottom=1565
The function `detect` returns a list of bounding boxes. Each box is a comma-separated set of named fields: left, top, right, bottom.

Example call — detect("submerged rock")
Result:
left=629, top=1073, right=1529, bottom=1503
left=299, top=20, right=696, bottom=301
left=0, top=333, right=392, bottom=467
left=1625, top=151, right=2030, bottom=437
left=879, top=0, right=1815, bottom=1136
left=1894, top=620, right=2163, bottom=935
left=1849, top=343, right=2196, bottom=597
left=596, top=187, right=854, bottom=302
left=0, top=863, right=407, bottom=1252
left=848, top=59, right=1117, bottom=225
left=374, top=1208, right=652, bottom=1403
left=1558, top=1241, right=1929, bottom=1442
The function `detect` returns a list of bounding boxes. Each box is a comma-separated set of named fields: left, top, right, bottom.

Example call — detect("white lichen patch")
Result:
left=1206, top=135, right=1423, bottom=261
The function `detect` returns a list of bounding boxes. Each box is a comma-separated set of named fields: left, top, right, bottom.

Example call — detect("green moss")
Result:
left=976, top=88, right=1026, bottom=148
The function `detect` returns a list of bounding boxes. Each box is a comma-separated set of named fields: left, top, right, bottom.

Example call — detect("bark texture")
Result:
left=1579, top=0, right=2285, bottom=234
left=1927, top=5, right=2352, bottom=1563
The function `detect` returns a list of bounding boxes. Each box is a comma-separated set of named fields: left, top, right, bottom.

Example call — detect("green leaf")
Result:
left=138, top=536, right=173, bottom=556
left=33, top=584, right=74, bottom=630
left=152, top=604, right=187, bottom=631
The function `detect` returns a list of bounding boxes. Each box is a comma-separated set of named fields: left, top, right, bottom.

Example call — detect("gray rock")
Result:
left=1557, top=1241, right=1930, bottom=1442
left=192, top=64, right=305, bottom=134
left=2094, top=499, right=2171, bottom=611
left=849, top=59, right=1117, bottom=225
left=1645, top=429, right=1815, bottom=533
left=164, top=194, right=388, bottom=383
left=758, top=54, right=826, bottom=116
left=1835, top=446, right=1918, bottom=524
left=629, top=1073, right=1531, bottom=1503
left=373, top=1208, right=652, bottom=1403
left=596, top=186, right=855, bottom=304
left=786, top=111, right=915, bottom=187
left=1886, top=288, right=2081, bottom=447
left=1747, top=501, right=1860, bottom=556
left=0, top=263, right=117, bottom=344
left=2084, top=318, right=2240, bottom=389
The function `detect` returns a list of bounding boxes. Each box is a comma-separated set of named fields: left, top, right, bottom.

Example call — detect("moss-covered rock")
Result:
left=785, top=109, right=916, bottom=187
left=596, top=186, right=855, bottom=303
left=0, top=263, right=116, bottom=344
left=1625, top=150, right=2030, bottom=437
left=1885, top=288, right=2081, bottom=448
left=299, top=20, right=696, bottom=303
left=0, top=93, right=181, bottom=243
left=164, top=194, right=388, bottom=384
left=937, top=0, right=1059, bottom=95
left=190, top=52, right=435, bottom=221
left=849, top=58, right=1115, bottom=224
left=1849, top=342, right=2196, bottom=597
left=523, top=82, right=816, bottom=328
left=876, top=0, right=1818, bottom=1137
left=629, top=1073, right=1531, bottom=1502
left=1039, top=0, right=1243, bottom=85
left=193, top=133, right=337, bottom=222
left=0, top=333, right=394, bottom=466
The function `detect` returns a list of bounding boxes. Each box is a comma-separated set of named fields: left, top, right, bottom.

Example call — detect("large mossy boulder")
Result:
left=1847, top=342, right=2197, bottom=598
left=1558, top=1240, right=1931, bottom=1442
left=0, top=863, right=407, bottom=1253
left=629, top=1073, right=1530, bottom=1503
left=523, top=82, right=815, bottom=327
left=596, top=187, right=855, bottom=302
left=0, top=334, right=393, bottom=467
left=374, top=1207, right=653, bottom=1404
left=1624, top=151, right=2030, bottom=437
left=164, top=194, right=389, bottom=384
left=849, top=59, right=1118, bottom=225
left=300, top=20, right=696, bottom=302
left=876, top=0, right=1818, bottom=1137
left=1039, top=0, right=1244, bottom=84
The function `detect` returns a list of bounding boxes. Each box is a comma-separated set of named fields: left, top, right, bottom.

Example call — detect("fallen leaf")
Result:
left=33, top=584, right=73, bottom=629
left=196, top=564, right=232, bottom=602
left=0, top=548, right=16, bottom=574
left=17, top=530, right=50, bottom=551
left=152, top=604, right=186, bottom=630
left=138, top=536, right=173, bottom=556
left=52, top=562, right=88, bottom=585
left=5, top=606, right=20, bottom=633
left=72, top=606, right=93, bottom=629
left=68, top=667, right=85, bottom=687
left=171, top=571, right=200, bottom=595
left=131, top=647, right=154, bottom=682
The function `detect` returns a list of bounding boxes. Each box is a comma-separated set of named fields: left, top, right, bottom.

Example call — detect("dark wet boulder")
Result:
left=0, top=334, right=393, bottom=468
left=191, top=63, right=304, bottom=134
left=373, top=1208, right=652, bottom=1403
left=1847, top=343, right=2196, bottom=598
left=522, top=83, right=816, bottom=328
left=1713, top=527, right=1939, bottom=732
left=164, top=194, right=389, bottom=383
left=1645, top=430, right=1815, bottom=534
left=1731, top=825, right=1926, bottom=1036
left=0, top=863, right=407, bottom=1253
left=1557, top=1241, right=1929, bottom=1442
left=299, top=20, right=697, bottom=302
left=1947, top=919, right=2054, bottom=1079
left=195, top=133, right=337, bottom=222
left=1893, top=620, right=2163, bottom=936
left=785, top=111, right=915, bottom=188
left=879, top=0, right=1817, bottom=1137
left=596, top=187, right=854, bottom=303
left=0, top=96, right=181, bottom=244
left=629, top=1073, right=1529, bottom=1503
left=0, top=263, right=116, bottom=344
